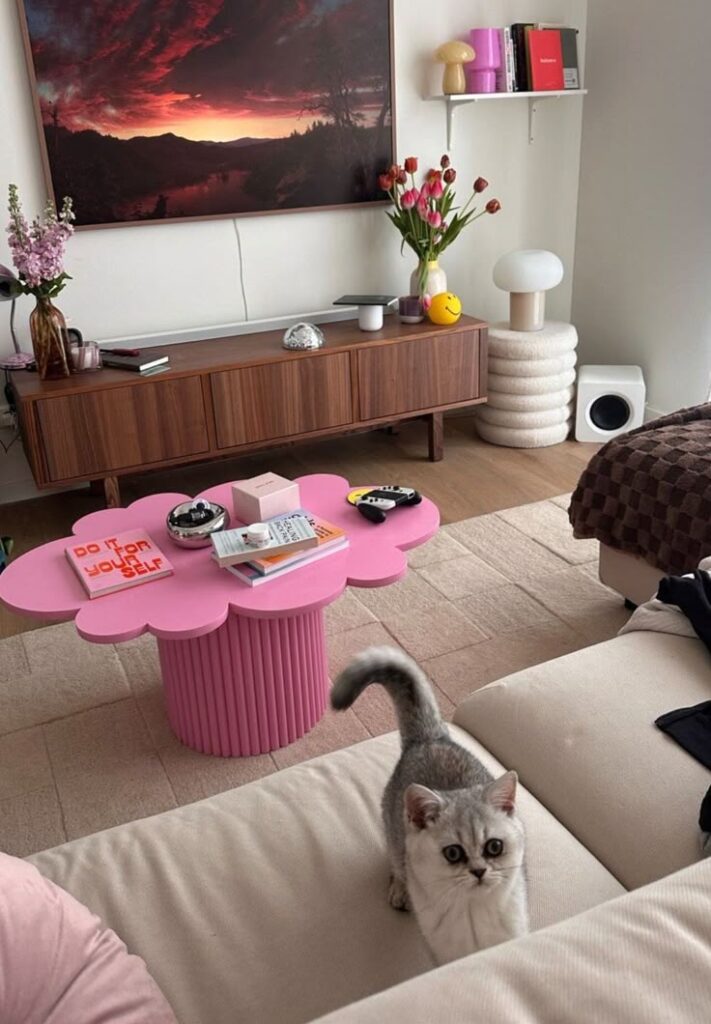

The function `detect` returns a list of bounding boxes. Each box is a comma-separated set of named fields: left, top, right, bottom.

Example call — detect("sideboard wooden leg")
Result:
left=428, top=412, right=444, bottom=462
left=103, top=476, right=121, bottom=508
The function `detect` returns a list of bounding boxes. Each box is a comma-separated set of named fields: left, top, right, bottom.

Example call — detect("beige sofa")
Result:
left=28, top=628, right=711, bottom=1023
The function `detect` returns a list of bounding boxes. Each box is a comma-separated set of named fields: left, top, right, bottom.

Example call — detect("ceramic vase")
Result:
left=410, top=260, right=447, bottom=299
left=29, top=296, right=71, bottom=380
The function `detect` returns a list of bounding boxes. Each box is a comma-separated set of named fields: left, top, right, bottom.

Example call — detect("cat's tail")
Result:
left=331, top=646, right=446, bottom=745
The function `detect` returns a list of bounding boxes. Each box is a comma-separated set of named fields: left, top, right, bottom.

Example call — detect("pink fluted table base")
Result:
left=157, top=609, right=329, bottom=757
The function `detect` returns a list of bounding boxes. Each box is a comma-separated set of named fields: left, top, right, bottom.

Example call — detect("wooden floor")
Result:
left=0, top=415, right=595, bottom=639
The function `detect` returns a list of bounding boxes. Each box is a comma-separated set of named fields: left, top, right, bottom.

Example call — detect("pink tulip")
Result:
left=417, top=197, right=429, bottom=220
left=401, top=189, right=417, bottom=209
left=429, top=179, right=444, bottom=200
left=421, top=294, right=433, bottom=312
left=427, top=210, right=442, bottom=229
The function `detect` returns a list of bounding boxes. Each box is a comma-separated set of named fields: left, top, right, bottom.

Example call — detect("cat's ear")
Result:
left=484, top=771, right=518, bottom=815
left=405, top=784, right=444, bottom=830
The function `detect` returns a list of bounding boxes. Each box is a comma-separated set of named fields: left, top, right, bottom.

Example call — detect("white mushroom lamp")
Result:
left=493, top=250, right=564, bottom=332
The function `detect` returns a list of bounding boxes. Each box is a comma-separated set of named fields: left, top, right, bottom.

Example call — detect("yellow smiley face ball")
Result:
left=428, top=292, right=462, bottom=325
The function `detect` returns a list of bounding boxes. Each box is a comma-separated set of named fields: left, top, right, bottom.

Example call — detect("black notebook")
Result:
left=102, top=352, right=170, bottom=373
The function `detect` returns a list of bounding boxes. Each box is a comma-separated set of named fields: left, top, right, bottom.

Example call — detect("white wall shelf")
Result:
left=431, top=90, right=588, bottom=149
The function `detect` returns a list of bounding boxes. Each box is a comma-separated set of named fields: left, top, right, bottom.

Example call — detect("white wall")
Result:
left=0, top=0, right=587, bottom=500
left=572, top=0, right=711, bottom=417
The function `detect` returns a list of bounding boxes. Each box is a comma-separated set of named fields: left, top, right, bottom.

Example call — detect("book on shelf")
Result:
left=495, top=27, right=515, bottom=93
left=211, top=513, right=318, bottom=567
left=511, top=22, right=534, bottom=91
left=559, top=28, right=580, bottom=89
left=499, top=24, right=579, bottom=93
left=226, top=509, right=348, bottom=586
left=101, top=351, right=170, bottom=373
left=65, top=529, right=174, bottom=598
left=527, top=28, right=565, bottom=91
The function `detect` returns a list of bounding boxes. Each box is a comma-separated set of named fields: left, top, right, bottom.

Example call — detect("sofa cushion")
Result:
left=314, top=858, right=711, bottom=1023
left=0, top=852, right=176, bottom=1024
left=454, top=631, right=711, bottom=889
left=29, top=729, right=622, bottom=1024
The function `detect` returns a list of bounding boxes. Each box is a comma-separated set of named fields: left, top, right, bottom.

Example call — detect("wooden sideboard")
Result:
left=9, top=314, right=488, bottom=506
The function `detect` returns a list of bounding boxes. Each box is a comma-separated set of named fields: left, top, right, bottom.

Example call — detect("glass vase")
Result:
left=29, top=296, right=71, bottom=380
left=410, top=259, right=447, bottom=299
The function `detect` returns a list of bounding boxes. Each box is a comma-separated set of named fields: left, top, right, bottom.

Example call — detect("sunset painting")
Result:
left=18, top=0, right=394, bottom=227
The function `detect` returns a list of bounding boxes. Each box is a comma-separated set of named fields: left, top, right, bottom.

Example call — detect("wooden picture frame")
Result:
left=16, top=0, right=395, bottom=230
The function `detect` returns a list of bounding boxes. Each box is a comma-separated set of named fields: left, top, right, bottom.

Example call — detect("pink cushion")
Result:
left=0, top=852, right=176, bottom=1024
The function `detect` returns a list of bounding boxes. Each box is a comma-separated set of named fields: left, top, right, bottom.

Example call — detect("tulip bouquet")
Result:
left=379, top=155, right=500, bottom=296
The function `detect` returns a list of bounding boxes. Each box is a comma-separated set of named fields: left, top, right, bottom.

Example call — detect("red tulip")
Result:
left=378, top=173, right=393, bottom=191
left=486, top=198, right=501, bottom=214
left=389, top=164, right=401, bottom=180
left=396, top=168, right=407, bottom=185
left=427, top=210, right=442, bottom=229
left=474, top=177, right=489, bottom=193
left=443, top=167, right=456, bottom=184
left=404, top=156, right=418, bottom=174
left=429, top=178, right=444, bottom=199
left=440, top=154, right=451, bottom=168
left=426, top=168, right=442, bottom=182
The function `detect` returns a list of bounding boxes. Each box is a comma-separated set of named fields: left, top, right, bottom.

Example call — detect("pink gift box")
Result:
left=231, top=473, right=301, bottom=524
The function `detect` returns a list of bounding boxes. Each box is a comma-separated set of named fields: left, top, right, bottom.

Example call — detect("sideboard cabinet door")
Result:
left=357, top=331, right=482, bottom=420
left=211, top=352, right=353, bottom=448
left=36, top=377, right=209, bottom=481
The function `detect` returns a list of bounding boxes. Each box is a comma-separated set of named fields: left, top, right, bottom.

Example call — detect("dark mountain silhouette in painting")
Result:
left=44, top=122, right=390, bottom=225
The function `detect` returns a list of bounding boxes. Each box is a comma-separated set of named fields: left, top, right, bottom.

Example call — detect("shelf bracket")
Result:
left=528, top=97, right=538, bottom=145
left=446, top=100, right=454, bottom=151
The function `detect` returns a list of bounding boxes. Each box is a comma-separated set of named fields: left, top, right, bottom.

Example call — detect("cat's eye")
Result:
left=442, top=844, right=467, bottom=864
left=484, top=838, right=504, bottom=858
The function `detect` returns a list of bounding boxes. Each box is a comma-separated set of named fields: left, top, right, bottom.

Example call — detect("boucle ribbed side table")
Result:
left=476, top=321, right=578, bottom=448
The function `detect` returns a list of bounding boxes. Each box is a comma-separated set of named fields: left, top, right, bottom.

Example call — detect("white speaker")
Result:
left=575, top=365, right=646, bottom=442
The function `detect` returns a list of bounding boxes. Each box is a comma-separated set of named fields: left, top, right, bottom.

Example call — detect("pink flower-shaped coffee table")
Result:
left=0, top=474, right=438, bottom=756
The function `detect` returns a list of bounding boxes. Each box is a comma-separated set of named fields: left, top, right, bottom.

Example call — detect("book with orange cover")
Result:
left=248, top=509, right=346, bottom=575
left=527, top=29, right=564, bottom=91
left=65, top=529, right=174, bottom=598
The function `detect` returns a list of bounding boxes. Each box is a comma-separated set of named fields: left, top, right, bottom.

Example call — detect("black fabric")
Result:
left=654, top=570, right=711, bottom=835
left=658, top=570, right=711, bottom=653
left=655, top=701, right=711, bottom=771
left=700, top=787, right=711, bottom=832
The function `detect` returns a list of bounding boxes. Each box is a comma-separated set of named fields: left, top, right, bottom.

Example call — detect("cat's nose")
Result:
left=471, top=867, right=486, bottom=879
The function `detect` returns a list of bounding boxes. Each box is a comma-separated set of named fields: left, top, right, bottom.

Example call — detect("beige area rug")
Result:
left=0, top=494, right=631, bottom=858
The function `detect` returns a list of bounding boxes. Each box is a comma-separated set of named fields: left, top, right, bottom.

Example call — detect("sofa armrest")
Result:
left=313, top=859, right=711, bottom=1023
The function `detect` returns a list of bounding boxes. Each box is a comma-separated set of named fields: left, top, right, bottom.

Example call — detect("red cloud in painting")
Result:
left=24, top=0, right=389, bottom=141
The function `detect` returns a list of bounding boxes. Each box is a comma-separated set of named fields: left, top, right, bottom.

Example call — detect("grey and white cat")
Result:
left=332, top=646, right=528, bottom=964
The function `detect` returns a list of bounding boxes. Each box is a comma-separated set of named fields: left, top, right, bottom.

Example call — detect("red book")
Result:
left=527, top=29, right=564, bottom=90
left=65, top=529, right=174, bottom=598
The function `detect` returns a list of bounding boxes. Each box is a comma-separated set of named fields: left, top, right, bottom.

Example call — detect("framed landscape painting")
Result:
left=17, top=0, right=394, bottom=228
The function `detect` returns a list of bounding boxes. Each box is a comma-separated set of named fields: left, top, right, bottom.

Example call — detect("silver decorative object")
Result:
left=282, top=321, right=325, bottom=350
left=166, top=499, right=230, bottom=547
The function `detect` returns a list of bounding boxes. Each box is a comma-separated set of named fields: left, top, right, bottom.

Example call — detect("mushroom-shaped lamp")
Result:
left=435, top=41, right=475, bottom=95
left=493, top=250, right=564, bottom=332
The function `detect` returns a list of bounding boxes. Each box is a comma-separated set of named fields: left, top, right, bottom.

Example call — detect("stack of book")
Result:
left=212, top=510, right=347, bottom=586
left=101, top=349, right=171, bottom=376
left=494, top=24, right=579, bottom=94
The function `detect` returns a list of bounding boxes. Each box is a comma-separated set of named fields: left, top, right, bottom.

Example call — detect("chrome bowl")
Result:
left=166, top=499, right=230, bottom=548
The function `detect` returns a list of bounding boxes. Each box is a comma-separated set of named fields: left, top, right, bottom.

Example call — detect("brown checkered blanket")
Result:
left=569, top=404, right=711, bottom=575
